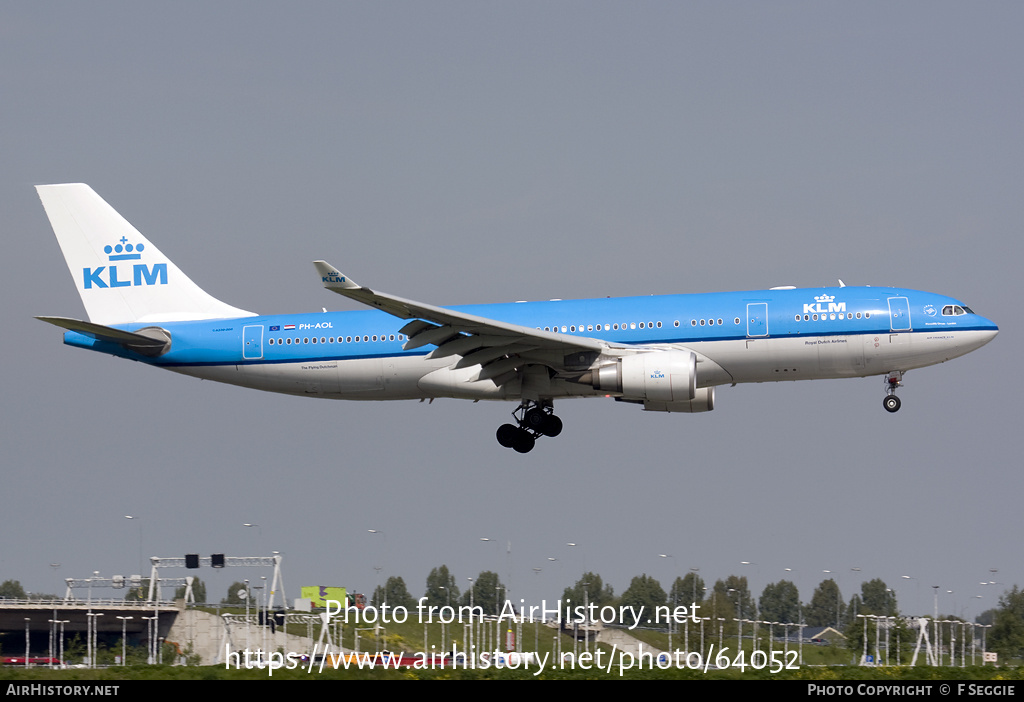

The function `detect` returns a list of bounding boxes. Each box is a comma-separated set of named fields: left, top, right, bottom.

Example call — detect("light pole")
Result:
left=467, top=577, right=476, bottom=661
left=849, top=567, right=862, bottom=621
left=438, top=585, right=451, bottom=653
left=258, top=577, right=268, bottom=655
left=86, top=612, right=103, bottom=668
left=687, top=568, right=701, bottom=654
left=728, top=588, right=742, bottom=652
left=50, top=563, right=61, bottom=601
left=243, top=579, right=251, bottom=649
left=901, top=575, right=920, bottom=616
left=243, top=522, right=263, bottom=555
left=49, top=619, right=68, bottom=668
left=823, top=570, right=841, bottom=629
left=368, top=530, right=386, bottom=598
left=125, top=515, right=143, bottom=576
left=480, top=537, right=499, bottom=615
left=741, top=561, right=758, bottom=649
left=116, top=616, right=133, bottom=665
left=567, top=543, right=587, bottom=653
left=660, top=554, right=675, bottom=652
left=142, top=615, right=155, bottom=664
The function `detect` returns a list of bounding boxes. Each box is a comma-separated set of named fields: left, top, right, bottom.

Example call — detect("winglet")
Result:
left=313, top=261, right=361, bottom=291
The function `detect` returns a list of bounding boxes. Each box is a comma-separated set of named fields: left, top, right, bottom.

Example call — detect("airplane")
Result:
left=37, top=183, right=999, bottom=453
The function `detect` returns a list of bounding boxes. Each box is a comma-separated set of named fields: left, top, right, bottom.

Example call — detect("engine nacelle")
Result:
left=642, top=387, right=715, bottom=413
left=589, top=350, right=696, bottom=403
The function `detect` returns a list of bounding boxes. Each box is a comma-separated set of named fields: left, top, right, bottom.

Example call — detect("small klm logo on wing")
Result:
left=83, top=237, right=168, bottom=289
left=321, top=270, right=347, bottom=284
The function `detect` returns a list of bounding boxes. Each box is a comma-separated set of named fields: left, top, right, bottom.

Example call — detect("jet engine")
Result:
left=580, top=349, right=712, bottom=412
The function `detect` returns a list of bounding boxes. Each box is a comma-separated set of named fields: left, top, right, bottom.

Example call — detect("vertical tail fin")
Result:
left=37, top=183, right=255, bottom=325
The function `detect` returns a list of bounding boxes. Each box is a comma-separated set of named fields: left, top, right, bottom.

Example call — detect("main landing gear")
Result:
left=883, top=371, right=904, bottom=413
left=496, top=400, right=563, bottom=454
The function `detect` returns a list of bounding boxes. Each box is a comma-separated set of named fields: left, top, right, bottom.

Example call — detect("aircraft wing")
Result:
left=313, top=260, right=612, bottom=384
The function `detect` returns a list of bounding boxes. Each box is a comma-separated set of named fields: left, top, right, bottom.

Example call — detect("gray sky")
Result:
left=2, top=2, right=1020, bottom=620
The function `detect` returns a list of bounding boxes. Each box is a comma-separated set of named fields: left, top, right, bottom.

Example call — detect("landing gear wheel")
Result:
left=540, top=414, right=563, bottom=437
left=524, top=408, right=548, bottom=431
left=496, top=399, right=563, bottom=451
left=882, top=371, right=904, bottom=414
left=496, top=424, right=520, bottom=448
left=511, top=430, right=535, bottom=454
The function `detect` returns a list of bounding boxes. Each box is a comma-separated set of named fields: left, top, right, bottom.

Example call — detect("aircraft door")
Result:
left=746, top=303, right=768, bottom=337
left=888, top=297, right=912, bottom=331
left=243, top=325, right=264, bottom=360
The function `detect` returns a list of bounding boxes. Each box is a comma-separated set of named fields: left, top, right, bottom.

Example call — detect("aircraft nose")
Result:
left=975, top=319, right=998, bottom=348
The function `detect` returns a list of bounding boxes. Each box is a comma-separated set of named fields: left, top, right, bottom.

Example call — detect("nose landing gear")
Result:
left=496, top=400, right=562, bottom=453
left=883, top=371, right=904, bottom=413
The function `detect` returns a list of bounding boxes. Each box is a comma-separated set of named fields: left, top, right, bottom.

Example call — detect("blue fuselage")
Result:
left=62, top=285, right=998, bottom=402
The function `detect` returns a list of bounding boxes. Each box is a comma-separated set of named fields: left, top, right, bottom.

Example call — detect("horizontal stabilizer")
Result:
left=37, top=316, right=171, bottom=357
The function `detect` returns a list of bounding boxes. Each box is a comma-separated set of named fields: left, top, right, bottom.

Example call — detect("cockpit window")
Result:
left=942, top=305, right=969, bottom=316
